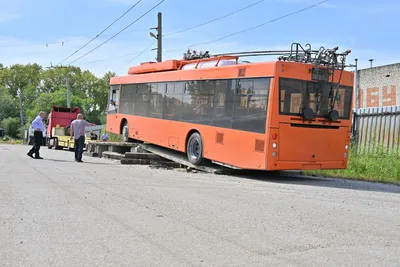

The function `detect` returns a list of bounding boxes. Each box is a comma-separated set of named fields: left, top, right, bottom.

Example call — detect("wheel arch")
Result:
left=120, top=118, right=128, bottom=134
left=184, top=129, right=201, bottom=152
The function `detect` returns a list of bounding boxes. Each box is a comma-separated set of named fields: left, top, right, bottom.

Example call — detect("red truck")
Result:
left=46, top=106, right=80, bottom=150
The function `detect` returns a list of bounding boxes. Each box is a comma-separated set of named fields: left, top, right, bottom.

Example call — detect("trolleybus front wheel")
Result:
left=122, top=121, right=129, bottom=142
left=186, top=132, right=203, bottom=165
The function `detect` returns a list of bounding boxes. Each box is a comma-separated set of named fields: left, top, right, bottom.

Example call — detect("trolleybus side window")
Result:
left=108, top=85, right=120, bottom=114
left=149, top=83, right=165, bottom=119
left=212, top=79, right=236, bottom=129
left=134, top=84, right=149, bottom=117
left=163, top=82, right=184, bottom=121
left=233, top=78, right=269, bottom=134
left=119, top=84, right=135, bottom=115
left=182, top=80, right=215, bottom=125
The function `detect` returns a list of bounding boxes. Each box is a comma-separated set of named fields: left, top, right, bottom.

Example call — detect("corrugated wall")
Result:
left=352, top=106, right=400, bottom=152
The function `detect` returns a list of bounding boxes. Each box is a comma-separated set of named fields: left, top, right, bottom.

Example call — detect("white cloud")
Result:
left=0, top=14, right=21, bottom=24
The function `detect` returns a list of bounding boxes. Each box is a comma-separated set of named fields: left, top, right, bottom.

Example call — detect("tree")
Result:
left=84, top=71, right=116, bottom=124
left=0, top=117, right=21, bottom=138
left=0, top=88, right=19, bottom=121
left=26, top=89, right=87, bottom=123
left=0, top=64, right=42, bottom=125
left=0, top=62, right=112, bottom=128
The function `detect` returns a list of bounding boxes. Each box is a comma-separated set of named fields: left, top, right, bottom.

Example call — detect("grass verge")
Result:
left=107, top=132, right=123, bottom=142
left=306, top=147, right=400, bottom=184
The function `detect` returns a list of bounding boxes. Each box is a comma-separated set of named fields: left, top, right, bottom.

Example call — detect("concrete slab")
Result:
left=140, top=144, right=231, bottom=174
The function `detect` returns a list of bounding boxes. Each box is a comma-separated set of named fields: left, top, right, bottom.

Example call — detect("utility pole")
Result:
left=17, top=88, right=25, bottom=125
left=354, top=58, right=358, bottom=109
left=150, top=12, right=162, bottom=62
left=157, top=12, right=162, bottom=62
left=47, top=65, right=71, bottom=107
left=66, top=74, right=71, bottom=108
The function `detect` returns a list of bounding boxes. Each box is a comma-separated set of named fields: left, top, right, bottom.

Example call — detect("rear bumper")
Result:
left=267, top=160, right=347, bottom=171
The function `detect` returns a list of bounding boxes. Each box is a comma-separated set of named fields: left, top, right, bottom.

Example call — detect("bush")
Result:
left=0, top=117, right=21, bottom=138
left=107, top=132, right=123, bottom=142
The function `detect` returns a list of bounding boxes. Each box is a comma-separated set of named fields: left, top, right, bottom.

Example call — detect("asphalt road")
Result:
left=1, top=144, right=400, bottom=267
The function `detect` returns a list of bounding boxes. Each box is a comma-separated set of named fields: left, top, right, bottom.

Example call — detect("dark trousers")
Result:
left=74, top=136, right=85, bottom=161
left=29, top=131, right=42, bottom=158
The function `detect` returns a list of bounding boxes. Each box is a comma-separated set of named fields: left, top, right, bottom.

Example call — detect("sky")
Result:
left=0, top=0, right=399, bottom=77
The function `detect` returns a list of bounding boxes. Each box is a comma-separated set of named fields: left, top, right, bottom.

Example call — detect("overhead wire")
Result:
left=163, top=0, right=265, bottom=37
left=188, top=0, right=328, bottom=48
left=5, top=0, right=266, bottom=67
left=114, top=41, right=156, bottom=73
left=0, top=28, right=151, bottom=48
left=67, top=0, right=164, bottom=65
left=80, top=51, right=145, bottom=65
left=56, top=0, right=144, bottom=66
left=116, top=0, right=265, bottom=70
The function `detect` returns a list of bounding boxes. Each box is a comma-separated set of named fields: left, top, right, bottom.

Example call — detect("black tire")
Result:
left=53, top=137, right=61, bottom=150
left=186, top=132, right=203, bottom=165
left=122, top=121, right=129, bottom=142
left=47, top=138, right=54, bottom=149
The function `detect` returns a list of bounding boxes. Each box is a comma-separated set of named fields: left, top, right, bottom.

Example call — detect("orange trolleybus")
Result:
left=106, top=43, right=354, bottom=171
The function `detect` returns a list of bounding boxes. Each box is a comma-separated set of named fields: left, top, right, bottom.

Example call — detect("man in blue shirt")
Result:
left=27, top=111, right=46, bottom=159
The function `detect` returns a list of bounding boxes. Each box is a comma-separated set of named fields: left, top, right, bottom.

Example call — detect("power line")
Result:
left=80, top=50, right=146, bottom=65
left=163, top=0, right=265, bottom=37
left=111, top=1, right=265, bottom=68
left=115, top=41, right=155, bottom=73
left=189, top=0, right=329, bottom=48
left=68, top=0, right=164, bottom=65
left=0, top=37, right=87, bottom=48
left=0, top=28, right=152, bottom=48
left=56, top=0, right=144, bottom=66
left=80, top=44, right=173, bottom=66
left=1, top=0, right=263, bottom=49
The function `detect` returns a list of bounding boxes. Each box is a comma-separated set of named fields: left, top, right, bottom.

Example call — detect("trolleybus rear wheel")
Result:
left=186, top=132, right=203, bottom=165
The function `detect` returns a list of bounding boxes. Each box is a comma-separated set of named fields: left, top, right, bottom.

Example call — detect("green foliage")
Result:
left=0, top=117, right=21, bottom=138
left=0, top=63, right=116, bottom=126
left=0, top=88, right=19, bottom=121
left=306, top=146, right=400, bottom=184
left=107, top=132, right=123, bottom=142
left=26, top=89, right=87, bottom=122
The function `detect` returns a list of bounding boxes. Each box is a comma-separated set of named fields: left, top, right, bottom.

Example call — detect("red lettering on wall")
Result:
left=358, top=88, right=364, bottom=108
left=366, top=87, right=379, bottom=108
left=382, top=85, right=397, bottom=106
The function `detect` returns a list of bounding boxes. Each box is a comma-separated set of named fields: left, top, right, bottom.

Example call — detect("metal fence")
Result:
left=85, top=125, right=105, bottom=137
left=352, top=106, right=400, bottom=153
